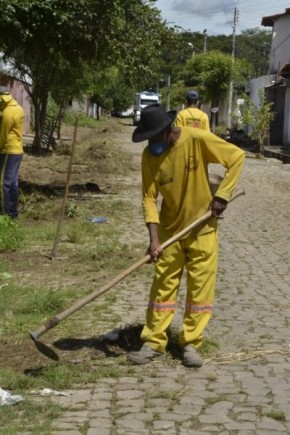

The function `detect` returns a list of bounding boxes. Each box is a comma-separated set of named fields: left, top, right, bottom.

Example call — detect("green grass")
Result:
left=200, top=338, right=220, bottom=356
left=0, top=119, right=145, bottom=434
left=0, top=358, right=132, bottom=394
left=0, top=401, right=63, bottom=435
left=0, top=216, right=24, bottom=252
left=205, top=394, right=228, bottom=405
left=150, top=389, right=181, bottom=405
left=0, top=284, right=66, bottom=333
left=265, top=410, right=286, bottom=421
left=0, top=278, right=129, bottom=335
left=63, top=112, right=115, bottom=130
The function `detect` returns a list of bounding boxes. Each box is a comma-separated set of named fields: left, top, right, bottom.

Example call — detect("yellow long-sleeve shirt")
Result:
left=141, top=127, right=245, bottom=237
left=0, top=96, right=25, bottom=154
left=174, top=107, right=210, bottom=131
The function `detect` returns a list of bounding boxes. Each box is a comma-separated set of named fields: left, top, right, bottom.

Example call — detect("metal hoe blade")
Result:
left=30, top=333, right=59, bottom=361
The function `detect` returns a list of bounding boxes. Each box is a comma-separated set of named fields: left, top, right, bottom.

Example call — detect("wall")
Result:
left=283, top=87, right=290, bottom=145
left=247, top=75, right=276, bottom=107
left=70, top=96, right=98, bottom=118
left=269, top=16, right=290, bottom=74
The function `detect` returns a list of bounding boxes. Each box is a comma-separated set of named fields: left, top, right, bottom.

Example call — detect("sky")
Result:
left=154, top=0, right=290, bottom=36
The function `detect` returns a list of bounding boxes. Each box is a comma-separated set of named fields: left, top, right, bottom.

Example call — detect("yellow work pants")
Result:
left=141, top=230, right=218, bottom=353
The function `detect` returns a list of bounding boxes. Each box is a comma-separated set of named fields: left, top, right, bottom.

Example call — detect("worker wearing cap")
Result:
left=128, top=103, right=244, bottom=367
left=0, top=86, right=25, bottom=218
left=175, top=90, right=210, bottom=131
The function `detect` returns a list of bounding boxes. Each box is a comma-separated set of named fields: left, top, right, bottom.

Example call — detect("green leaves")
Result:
left=179, top=50, right=251, bottom=106
left=239, top=89, right=275, bottom=147
left=0, top=0, right=169, bottom=150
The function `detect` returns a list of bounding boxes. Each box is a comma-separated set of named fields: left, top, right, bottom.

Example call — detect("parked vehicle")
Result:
left=111, top=106, right=134, bottom=118
left=133, top=91, right=160, bottom=125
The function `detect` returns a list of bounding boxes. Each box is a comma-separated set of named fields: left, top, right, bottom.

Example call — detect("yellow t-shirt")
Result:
left=141, top=127, right=245, bottom=238
left=174, top=107, right=210, bottom=131
left=0, top=97, right=25, bottom=154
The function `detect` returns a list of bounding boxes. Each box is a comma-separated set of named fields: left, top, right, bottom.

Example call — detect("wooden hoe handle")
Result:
left=30, top=188, right=245, bottom=341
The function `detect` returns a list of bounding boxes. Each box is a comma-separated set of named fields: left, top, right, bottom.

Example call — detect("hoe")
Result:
left=29, top=187, right=245, bottom=360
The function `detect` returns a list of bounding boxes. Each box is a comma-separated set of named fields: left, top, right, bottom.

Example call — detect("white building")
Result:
left=261, top=8, right=290, bottom=146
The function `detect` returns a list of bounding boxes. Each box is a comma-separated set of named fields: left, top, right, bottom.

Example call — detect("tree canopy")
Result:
left=0, top=0, right=169, bottom=150
left=179, top=50, right=247, bottom=104
left=0, top=1, right=273, bottom=144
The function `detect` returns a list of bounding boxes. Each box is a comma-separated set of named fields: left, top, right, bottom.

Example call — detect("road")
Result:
left=35, top=127, right=290, bottom=434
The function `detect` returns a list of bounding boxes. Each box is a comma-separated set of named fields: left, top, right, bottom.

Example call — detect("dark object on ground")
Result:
left=224, top=128, right=258, bottom=149
left=19, top=181, right=101, bottom=196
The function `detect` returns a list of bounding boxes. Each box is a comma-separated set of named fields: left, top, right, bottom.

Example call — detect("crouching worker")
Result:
left=128, top=104, right=245, bottom=367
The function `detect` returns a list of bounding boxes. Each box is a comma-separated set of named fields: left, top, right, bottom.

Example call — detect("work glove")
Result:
left=211, top=197, right=228, bottom=218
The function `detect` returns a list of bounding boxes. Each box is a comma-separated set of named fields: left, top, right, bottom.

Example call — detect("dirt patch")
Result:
left=0, top=323, right=144, bottom=371
left=0, top=119, right=147, bottom=376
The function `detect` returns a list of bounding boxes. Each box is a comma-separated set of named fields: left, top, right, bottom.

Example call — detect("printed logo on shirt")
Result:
left=158, top=169, right=173, bottom=185
left=186, top=156, right=199, bottom=171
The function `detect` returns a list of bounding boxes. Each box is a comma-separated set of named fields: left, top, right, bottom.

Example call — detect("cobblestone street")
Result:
left=27, top=131, right=290, bottom=435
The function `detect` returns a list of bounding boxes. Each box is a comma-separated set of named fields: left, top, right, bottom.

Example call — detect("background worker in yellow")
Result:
left=0, top=86, right=25, bottom=218
left=129, top=104, right=244, bottom=367
left=174, top=89, right=210, bottom=131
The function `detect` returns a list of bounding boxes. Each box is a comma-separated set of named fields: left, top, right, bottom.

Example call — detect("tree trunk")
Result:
left=32, top=103, right=41, bottom=152
left=57, top=97, right=66, bottom=139
left=32, top=93, right=49, bottom=153
left=255, top=134, right=263, bottom=159
left=210, top=102, right=219, bottom=132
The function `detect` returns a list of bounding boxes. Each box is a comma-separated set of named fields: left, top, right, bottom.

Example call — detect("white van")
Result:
left=133, top=91, right=160, bottom=125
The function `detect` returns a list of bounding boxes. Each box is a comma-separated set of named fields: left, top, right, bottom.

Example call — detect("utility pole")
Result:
left=166, top=75, right=171, bottom=111
left=227, top=7, right=238, bottom=128
left=203, top=29, right=207, bottom=54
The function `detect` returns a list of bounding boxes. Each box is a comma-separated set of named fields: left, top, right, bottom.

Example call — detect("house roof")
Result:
left=262, top=8, right=290, bottom=27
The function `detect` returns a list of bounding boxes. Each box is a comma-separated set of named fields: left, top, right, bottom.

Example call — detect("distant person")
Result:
left=175, top=90, right=210, bottom=131
left=0, top=86, right=25, bottom=218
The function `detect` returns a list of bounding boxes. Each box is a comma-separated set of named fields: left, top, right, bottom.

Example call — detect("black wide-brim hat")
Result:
left=132, top=103, right=177, bottom=143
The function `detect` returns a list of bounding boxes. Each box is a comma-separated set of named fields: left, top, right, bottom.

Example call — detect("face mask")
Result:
left=148, top=141, right=168, bottom=157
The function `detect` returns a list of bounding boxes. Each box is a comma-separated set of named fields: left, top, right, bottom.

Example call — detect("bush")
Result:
left=0, top=215, right=24, bottom=252
left=214, top=125, right=228, bottom=138
left=64, top=111, right=99, bottom=128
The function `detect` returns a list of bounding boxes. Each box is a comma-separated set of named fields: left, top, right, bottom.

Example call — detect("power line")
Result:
left=157, top=0, right=290, bottom=34
left=228, top=7, right=238, bottom=127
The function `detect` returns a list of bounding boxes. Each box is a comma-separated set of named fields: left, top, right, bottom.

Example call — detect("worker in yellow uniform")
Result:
left=128, top=104, right=244, bottom=367
left=0, top=86, right=25, bottom=218
left=174, top=90, right=210, bottom=131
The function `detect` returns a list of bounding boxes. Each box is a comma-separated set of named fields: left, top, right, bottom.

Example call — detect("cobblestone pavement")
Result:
left=30, top=133, right=290, bottom=434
